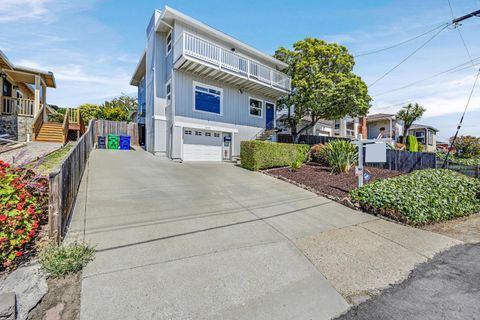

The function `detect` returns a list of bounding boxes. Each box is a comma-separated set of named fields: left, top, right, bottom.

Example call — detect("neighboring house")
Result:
left=407, top=124, right=438, bottom=152
left=0, top=50, right=56, bottom=141
left=130, top=7, right=291, bottom=161
left=366, top=113, right=404, bottom=142
left=277, top=115, right=335, bottom=137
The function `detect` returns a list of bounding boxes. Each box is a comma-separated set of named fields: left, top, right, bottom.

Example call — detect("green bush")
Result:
left=452, top=135, right=480, bottom=159
left=407, top=135, right=418, bottom=152
left=310, top=144, right=328, bottom=164
left=240, top=141, right=310, bottom=171
left=323, top=140, right=358, bottom=174
left=39, top=241, right=95, bottom=276
left=350, top=169, right=480, bottom=225
left=289, top=161, right=303, bottom=170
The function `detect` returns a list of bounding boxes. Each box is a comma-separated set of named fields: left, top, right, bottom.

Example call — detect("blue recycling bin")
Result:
left=97, top=136, right=106, bottom=149
left=119, top=135, right=131, bottom=150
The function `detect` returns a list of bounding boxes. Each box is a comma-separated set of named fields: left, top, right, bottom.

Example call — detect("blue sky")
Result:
left=0, top=0, right=479, bottom=141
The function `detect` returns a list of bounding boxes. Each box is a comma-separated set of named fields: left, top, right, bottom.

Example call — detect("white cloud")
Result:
left=0, top=0, right=51, bottom=22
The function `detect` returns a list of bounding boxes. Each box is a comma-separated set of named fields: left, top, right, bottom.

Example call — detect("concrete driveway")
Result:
left=68, top=149, right=458, bottom=320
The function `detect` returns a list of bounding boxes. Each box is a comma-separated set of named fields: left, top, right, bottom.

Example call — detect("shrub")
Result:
left=0, top=160, right=48, bottom=268
left=289, top=161, right=303, bottom=171
left=451, top=135, right=480, bottom=159
left=322, top=140, right=358, bottom=174
left=310, top=144, right=328, bottom=164
left=39, top=241, right=95, bottom=276
left=240, top=141, right=310, bottom=171
left=407, top=135, right=418, bottom=152
left=350, top=169, right=480, bottom=225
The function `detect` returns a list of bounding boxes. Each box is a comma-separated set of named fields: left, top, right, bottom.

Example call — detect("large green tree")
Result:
left=102, top=94, right=137, bottom=121
left=396, top=103, right=426, bottom=143
left=274, top=38, right=371, bottom=142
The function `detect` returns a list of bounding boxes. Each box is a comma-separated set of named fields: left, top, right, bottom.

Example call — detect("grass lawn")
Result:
left=28, top=143, right=74, bottom=175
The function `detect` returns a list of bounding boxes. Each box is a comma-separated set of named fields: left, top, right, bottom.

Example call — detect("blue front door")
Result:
left=266, top=102, right=274, bottom=130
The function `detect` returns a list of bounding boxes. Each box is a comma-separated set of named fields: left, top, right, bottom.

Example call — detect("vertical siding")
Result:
left=174, top=70, right=275, bottom=129
left=145, top=27, right=156, bottom=152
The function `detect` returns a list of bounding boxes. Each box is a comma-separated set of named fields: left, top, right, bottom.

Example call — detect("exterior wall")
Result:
left=0, top=116, right=17, bottom=139
left=174, top=70, right=271, bottom=129
left=17, top=116, right=34, bottom=142
left=137, top=77, right=146, bottom=124
left=0, top=115, right=33, bottom=141
left=408, top=128, right=437, bottom=152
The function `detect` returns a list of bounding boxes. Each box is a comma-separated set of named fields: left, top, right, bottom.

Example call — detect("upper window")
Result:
left=415, top=131, right=425, bottom=144
left=166, top=80, right=172, bottom=104
left=166, top=31, right=172, bottom=55
left=428, top=130, right=433, bottom=145
left=249, top=98, right=263, bottom=117
left=194, top=82, right=222, bottom=115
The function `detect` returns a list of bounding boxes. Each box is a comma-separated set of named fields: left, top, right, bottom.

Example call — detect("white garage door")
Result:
left=183, top=128, right=222, bottom=161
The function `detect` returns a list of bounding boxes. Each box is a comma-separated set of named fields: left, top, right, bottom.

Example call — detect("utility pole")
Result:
left=452, top=9, right=480, bottom=25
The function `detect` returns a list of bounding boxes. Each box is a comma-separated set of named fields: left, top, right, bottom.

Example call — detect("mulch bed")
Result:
left=265, top=163, right=403, bottom=200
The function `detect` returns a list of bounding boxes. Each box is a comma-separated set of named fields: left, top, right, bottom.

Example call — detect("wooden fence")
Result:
left=365, top=149, right=436, bottom=173
left=95, top=120, right=139, bottom=146
left=438, top=161, right=480, bottom=179
left=277, top=134, right=350, bottom=144
left=48, top=120, right=96, bottom=242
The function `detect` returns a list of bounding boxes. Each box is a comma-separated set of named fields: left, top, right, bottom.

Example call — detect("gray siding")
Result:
left=174, top=70, right=274, bottom=129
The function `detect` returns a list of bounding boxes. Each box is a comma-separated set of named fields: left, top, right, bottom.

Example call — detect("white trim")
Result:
left=166, top=30, right=173, bottom=56
left=248, top=97, right=263, bottom=118
left=165, top=79, right=172, bottom=104
left=175, top=121, right=239, bottom=133
left=153, top=115, right=167, bottom=120
left=193, top=81, right=223, bottom=116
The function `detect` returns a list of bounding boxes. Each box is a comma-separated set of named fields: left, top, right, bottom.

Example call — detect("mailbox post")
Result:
left=353, top=135, right=390, bottom=187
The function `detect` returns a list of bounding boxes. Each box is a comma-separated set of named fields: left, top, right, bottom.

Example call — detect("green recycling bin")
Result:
left=107, top=134, right=119, bottom=149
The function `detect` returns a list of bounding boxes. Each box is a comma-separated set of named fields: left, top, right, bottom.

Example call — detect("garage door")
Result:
left=183, top=128, right=222, bottom=161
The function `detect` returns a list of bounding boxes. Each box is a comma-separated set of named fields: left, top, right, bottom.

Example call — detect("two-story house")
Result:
left=130, top=7, right=291, bottom=161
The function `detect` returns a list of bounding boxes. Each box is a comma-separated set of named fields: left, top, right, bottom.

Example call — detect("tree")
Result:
left=274, top=38, right=371, bottom=142
left=396, top=103, right=426, bottom=144
left=102, top=94, right=137, bottom=121
left=97, top=106, right=130, bottom=122
left=450, top=135, right=480, bottom=158
left=78, top=104, right=102, bottom=123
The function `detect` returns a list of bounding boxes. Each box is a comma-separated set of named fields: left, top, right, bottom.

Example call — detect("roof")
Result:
left=0, top=50, right=56, bottom=88
left=409, top=124, right=439, bottom=132
left=130, top=49, right=146, bottom=86
left=159, top=6, right=288, bottom=69
left=367, top=113, right=395, bottom=121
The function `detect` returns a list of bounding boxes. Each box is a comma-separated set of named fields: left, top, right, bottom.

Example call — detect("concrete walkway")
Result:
left=68, top=149, right=459, bottom=320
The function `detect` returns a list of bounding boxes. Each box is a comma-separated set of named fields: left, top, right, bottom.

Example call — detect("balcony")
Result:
left=173, top=32, right=291, bottom=97
left=0, top=96, right=39, bottom=117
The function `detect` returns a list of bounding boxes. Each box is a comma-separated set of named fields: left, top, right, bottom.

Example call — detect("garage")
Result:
left=182, top=128, right=223, bottom=161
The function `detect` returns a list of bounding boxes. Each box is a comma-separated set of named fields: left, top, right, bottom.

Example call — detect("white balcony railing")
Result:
left=1, top=96, right=37, bottom=117
left=174, top=32, right=291, bottom=92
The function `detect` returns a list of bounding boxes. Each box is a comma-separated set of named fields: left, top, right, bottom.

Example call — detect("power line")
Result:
left=373, top=56, right=480, bottom=97
left=354, top=23, right=449, bottom=58
left=368, top=25, right=450, bottom=88
left=442, top=68, right=480, bottom=168
left=447, top=0, right=476, bottom=67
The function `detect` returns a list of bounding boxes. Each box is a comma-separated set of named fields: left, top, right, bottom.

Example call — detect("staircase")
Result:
left=35, top=122, right=65, bottom=143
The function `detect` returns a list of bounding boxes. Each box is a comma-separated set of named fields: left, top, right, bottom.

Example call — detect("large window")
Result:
left=194, top=82, right=222, bottom=115
left=249, top=98, right=263, bottom=117
left=166, top=31, right=172, bottom=55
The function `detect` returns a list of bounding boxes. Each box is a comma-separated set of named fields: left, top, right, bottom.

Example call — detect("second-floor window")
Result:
left=249, top=98, right=263, bottom=117
left=166, top=80, right=171, bottom=104
left=194, top=82, right=222, bottom=115
left=166, top=31, right=172, bottom=55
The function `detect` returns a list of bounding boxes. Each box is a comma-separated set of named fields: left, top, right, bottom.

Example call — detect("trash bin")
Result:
left=120, top=135, right=130, bottom=150
left=107, top=134, right=119, bottom=150
left=97, top=136, right=106, bottom=149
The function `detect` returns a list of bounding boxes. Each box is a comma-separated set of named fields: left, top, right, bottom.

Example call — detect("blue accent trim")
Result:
left=195, top=89, right=221, bottom=114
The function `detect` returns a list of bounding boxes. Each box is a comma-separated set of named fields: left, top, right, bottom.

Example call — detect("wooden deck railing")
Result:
left=32, top=105, right=46, bottom=141
left=62, top=110, right=69, bottom=144
left=1, top=96, right=38, bottom=117
left=48, top=119, right=96, bottom=242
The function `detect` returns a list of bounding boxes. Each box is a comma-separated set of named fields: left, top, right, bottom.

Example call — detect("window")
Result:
left=194, top=82, right=222, bottom=115
left=415, top=131, right=425, bottom=144
left=166, top=31, right=172, bottom=55
left=195, top=131, right=202, bottom=136
left=185, top=130, right=192, bottom=135
left=205, top=132, right=211, bottom=137
left=214, top=133, right=220, bottom=138
left=428, top=130, right=433, bottom=145
left=249, top=98, right=263, bottom=117
left=166, top=80, right=171, bottom=103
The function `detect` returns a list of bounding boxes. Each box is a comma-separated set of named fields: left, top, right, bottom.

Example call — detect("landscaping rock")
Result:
left=0, top=262, right=48, bottom=320
left=0, top=292, right=16, bottom=320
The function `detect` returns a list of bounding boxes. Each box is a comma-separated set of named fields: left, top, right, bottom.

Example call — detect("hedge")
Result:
left=240, top=141, right=310, bottom=171
left=350, top=169, right=480, bottom=225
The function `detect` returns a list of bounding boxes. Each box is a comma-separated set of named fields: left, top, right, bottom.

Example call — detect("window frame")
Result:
left=249, top=97, right=263, bottom=118
left=193, top=81, right=223, bottom=116
left=166, top=31, right=172, bottom=55
left=427, top=130, right=433, bottom=146
left=414, top=130, right=426, bottom=144
left=165, top=79, right=172, bottom=104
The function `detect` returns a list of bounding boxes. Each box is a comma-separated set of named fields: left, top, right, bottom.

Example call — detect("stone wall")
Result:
left=17, top=116, right=34, bottom=142
left=0, top=116, right=18, bottom=139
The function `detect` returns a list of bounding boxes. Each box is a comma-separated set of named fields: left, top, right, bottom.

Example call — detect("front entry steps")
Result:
left=34, top=123, right=65, bottom=143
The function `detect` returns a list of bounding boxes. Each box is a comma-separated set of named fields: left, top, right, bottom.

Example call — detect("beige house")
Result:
left=366, top=113, right=404, bottom=141
left=0, top=50, right=56, bottom=141
left=407, top=124, right=438, bottom=152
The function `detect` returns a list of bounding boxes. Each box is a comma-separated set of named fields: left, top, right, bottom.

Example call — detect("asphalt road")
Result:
left=336, top=243, right=480, bottom=320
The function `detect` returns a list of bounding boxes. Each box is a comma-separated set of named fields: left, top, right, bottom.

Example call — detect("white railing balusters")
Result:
left=1, top=97, right=36, bottom=117
left=178, top=32, right=290, bottom=92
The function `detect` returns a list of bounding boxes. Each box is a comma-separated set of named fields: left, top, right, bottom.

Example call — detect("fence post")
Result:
left=48, top=171, right=62, bottom=244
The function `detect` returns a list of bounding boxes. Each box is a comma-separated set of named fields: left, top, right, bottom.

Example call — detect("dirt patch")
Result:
left=423, top=213, right=480, bottom=243
left=265, top=164, right=403, bottom=200
left=27, top=272, right=81, bottom=320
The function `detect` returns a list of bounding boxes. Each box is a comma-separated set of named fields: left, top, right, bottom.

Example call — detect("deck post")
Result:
left=34, top=75, right=41, bottom=117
